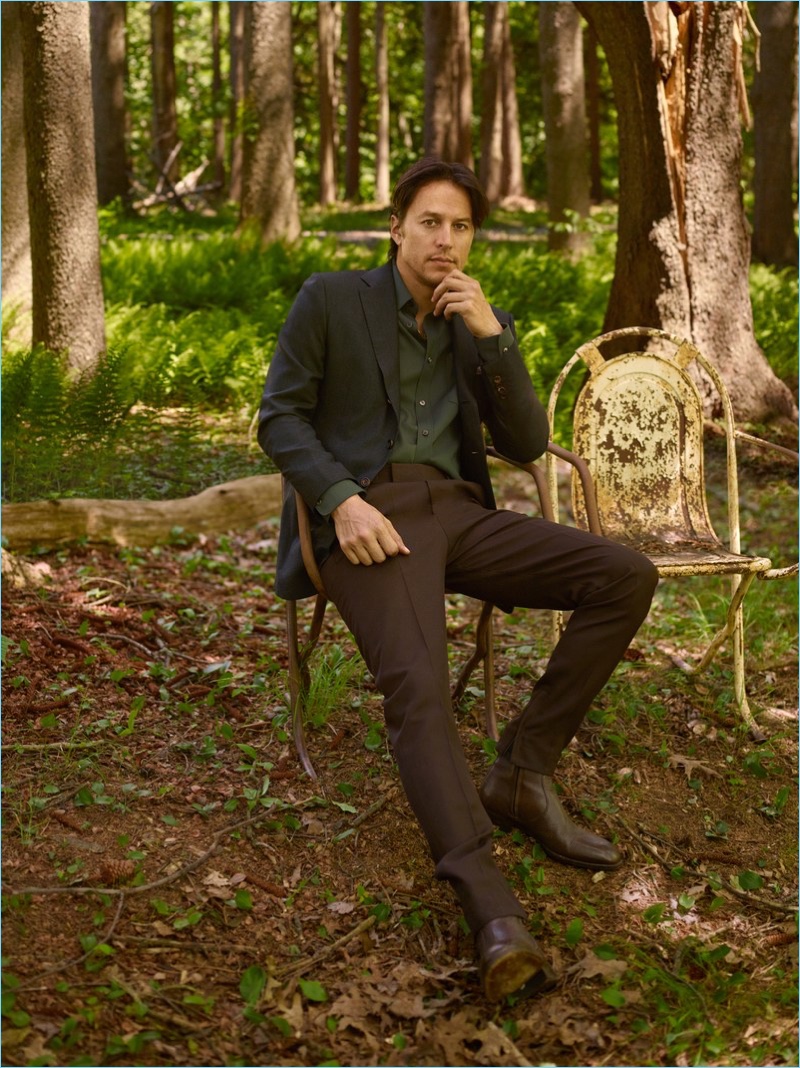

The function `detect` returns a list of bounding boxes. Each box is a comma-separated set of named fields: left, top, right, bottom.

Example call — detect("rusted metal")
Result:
left=546, top=326, right=797, bottom=741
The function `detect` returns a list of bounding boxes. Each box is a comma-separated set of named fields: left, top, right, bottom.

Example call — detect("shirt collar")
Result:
left=392, top=262, right=416, bottom=313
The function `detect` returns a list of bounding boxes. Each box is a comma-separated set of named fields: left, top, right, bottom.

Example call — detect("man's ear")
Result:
left=389, top=214, right=402, bottom=248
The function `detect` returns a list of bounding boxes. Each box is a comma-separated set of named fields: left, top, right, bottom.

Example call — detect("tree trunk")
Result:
left=374, top=2, right=390, bottom=204
left=89, top=1, right=129, bottom=207
left=19, top=2, right=106, bottom=372
left=480, top=3, right=504, bottom=203
left=584, top=22, right=604, bottom=202
left=318, top=0, right=338, bottom=207
left=752, top=2, right=798, bottom=268
left=344, top=2, right=361, bottom=202
left=539, top=2, right=590, bottom=254
left=424, top=2, right=455, bottom=158
left=453, top=0, right=473, bottom=168
left=150, top=0, right=179, bottom=184
left=499, top=6, right=525, bottom=199
left=240, top=0, right=300, bottom=243
left=228, top=1, right=246, bottom=203
left=577, top=1, right=796, bottom=422
left=424, top=1, right=473, bottom=165
left=1, top=475, right=283, bottom=552
left=1, top=2, right=32, bottom=322
left=211, top=0, right=225, bottom=197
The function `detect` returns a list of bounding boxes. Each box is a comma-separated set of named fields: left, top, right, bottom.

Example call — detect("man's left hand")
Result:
left=431, top=270, right=502, bottom=338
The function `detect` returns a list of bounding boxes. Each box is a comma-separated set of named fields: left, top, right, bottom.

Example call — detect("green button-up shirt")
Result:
left=316, top=264, right=513, bottom=515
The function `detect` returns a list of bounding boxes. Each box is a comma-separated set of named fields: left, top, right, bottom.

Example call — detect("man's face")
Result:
left=390, top=180, right=476, bottom=298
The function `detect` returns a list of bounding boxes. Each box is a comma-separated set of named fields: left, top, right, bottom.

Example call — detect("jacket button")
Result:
left=359, top=477, right=371, bottom=488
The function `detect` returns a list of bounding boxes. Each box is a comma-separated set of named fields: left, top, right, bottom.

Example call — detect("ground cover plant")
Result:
left=2, top=209, right=798, bottom=1066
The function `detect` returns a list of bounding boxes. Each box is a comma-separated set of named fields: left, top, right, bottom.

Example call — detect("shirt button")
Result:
left=419, top=399, right=426, bottom=406
left=422, top=430, right=429, bottom=437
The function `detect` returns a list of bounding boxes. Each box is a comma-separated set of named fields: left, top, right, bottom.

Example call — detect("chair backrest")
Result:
left=547, top=328, right=741, bottom=553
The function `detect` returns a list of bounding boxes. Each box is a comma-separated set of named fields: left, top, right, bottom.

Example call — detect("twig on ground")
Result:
left=1, top=740, right=109, bottom=753
left=18, top=894, right=126, bottom=988
left=617, top=814, right=798, bottom=916
left=276, top=914, right=377, bottom=979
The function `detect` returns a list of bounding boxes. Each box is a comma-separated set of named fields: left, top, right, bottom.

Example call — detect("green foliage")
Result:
left=749, top=263, right=799, bottom=391
left=3, top=205, right=796, bottom=505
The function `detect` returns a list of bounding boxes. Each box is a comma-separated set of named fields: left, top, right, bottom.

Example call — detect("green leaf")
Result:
left=239, top=965, right=267, bottom=1006
left=236, top=743, right=259, bottom=761
left=737, top=870, right=764, bottom=891
left=565, top=918, right=584, bottom=947
left=593, top=943, right=617, bottom=960
left=234, top=889, right=253, bottom=910
left=269, top=1015, right=292, bottom=1037
left=298, top=979, right=328, bottom=1003
left=601, top=985, right=626, bottom=1008
left=678, top=893, right=696, bottom=910
left=643, top=903, right=667, bottom=924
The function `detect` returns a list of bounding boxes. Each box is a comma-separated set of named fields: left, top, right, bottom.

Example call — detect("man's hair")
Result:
left=388, top=158, right=490, bottom=261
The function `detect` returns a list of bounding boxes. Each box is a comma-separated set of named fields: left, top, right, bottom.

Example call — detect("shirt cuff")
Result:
left=316, top=479, right=363, bottom=516
left=476, top=323, right=515, bottom=362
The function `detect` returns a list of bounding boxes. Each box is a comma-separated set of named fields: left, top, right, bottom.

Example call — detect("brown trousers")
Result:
left=320, top=465, right=658, bottom=931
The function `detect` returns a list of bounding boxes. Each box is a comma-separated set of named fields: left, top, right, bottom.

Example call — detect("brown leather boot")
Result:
left=480, top=757, right=622, bottom=870
left=476, top=916, right=557, bottom=1001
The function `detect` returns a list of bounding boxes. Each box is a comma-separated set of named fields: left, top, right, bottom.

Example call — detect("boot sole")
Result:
left=483, top=952, right=557, bottom=1002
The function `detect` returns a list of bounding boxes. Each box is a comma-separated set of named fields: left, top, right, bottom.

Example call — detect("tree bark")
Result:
left=453, top=0, right=473, bottom=169
left=424, top=2, right=455, bottom=158
left=240, top=0, right=301, bottom=243
left=539, top=2, right=590, bottom=254
left=1, top=475, right=283, bottom=552
left=752, top=2, right=798, bottom=268
left=1, top=2, right=32, bottom=321
left=577, top=1, right=796, bottom=422
left=344, top=1, right=361, bottom=202
left=499, top=5, right=525, bottom=199
left=584, top=22, right=604, bottom=202
left=228, top=0, right=246, bottom=203
left=150, top=1, right=179, bottom=184
left=19, top=2, right=106, bottom=372
left=318, top=0, right=338, bottom=207
left=89, top=1, right=129, bottom=207
left=480, top=3, right=505, bottom=203
left=211, top=0, right=225, bottom=197
left=374, top=2, right=390, bottom=204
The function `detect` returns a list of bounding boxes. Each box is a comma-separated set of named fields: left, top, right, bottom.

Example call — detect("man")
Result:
left=259, top=158, right=658, bottom=1001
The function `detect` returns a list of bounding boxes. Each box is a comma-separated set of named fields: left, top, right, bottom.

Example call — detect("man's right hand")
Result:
left=331, top=495, right=411, bottom=566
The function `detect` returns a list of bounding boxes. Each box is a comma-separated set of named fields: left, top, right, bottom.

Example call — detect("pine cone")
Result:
left=97, top=859, right=137, bottom=885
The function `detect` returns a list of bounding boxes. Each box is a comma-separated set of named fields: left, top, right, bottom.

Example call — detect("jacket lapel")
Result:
left=359, top=263, right=401, bottom=412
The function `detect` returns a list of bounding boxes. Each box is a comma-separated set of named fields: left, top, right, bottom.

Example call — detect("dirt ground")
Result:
left=2, top=459, right=798, bottom=1068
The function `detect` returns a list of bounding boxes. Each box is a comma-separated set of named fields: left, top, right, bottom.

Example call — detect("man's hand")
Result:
left=431, top=270, right=502, bottom=338
left=332, top=494, right=411, bottom=566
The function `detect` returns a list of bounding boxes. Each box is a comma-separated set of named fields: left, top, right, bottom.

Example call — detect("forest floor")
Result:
left=2, top=445, right=798, bottom=1068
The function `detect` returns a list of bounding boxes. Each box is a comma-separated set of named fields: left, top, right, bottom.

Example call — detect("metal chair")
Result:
left=285, top=455, right=553, bottom=780
left=545, top=326, right=798, bottom=741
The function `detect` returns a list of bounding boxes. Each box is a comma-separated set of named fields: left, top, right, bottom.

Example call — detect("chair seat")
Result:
left=614, top=538, right=773, bottom=577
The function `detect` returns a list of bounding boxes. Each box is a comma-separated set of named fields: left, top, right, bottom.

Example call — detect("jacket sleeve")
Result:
left=257, top=274, right=359, bottom=508
left=475, top=313, right=550, bottom=463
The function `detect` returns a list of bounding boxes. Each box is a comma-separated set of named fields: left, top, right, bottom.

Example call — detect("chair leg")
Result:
left=691, top=573, right=765, bottom=741
left=481, top=611, right=499, bottom=741
left=286, top=595, right=328, bottom=780
left=452, top=601, right=495, bottom=723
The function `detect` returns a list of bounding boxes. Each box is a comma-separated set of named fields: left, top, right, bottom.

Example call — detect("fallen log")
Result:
left=2, top=474, right=283, bottom=552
